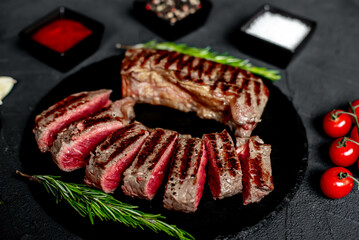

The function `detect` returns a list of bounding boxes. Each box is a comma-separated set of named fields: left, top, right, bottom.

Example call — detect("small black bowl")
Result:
left=234, top=4, right=316, bottom=68
left=133, top=0, right=212, bottom=40
left=19, top=6, right=105, bottom=72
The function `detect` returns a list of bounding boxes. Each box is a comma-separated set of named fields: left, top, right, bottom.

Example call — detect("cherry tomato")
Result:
left=350, top=126, right=359, bottom=142
left=348, top=99, right=359, bottom=123
left=329, top=137, right=359, bottom=167
left=320, top=167, right=354, bottom=199
left=323, top=110, right=352, bottom=138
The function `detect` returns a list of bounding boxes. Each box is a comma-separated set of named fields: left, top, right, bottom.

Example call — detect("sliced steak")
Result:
left=163, top=136, right=207, bottom=213
left=236, top=136, right=274, bottom=205
left=50, top=98, right=136, bottom=172
left=34, top=89, right=112, bottom=152
left=203, top=130, right=243, bottom=199
left=84, top=121, right=149, bottom=193
left=122, top=128, right=178, bottom=200
left=121, top=48, right=269, bottom=137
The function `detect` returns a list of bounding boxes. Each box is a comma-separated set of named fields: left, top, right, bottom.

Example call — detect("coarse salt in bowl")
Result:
left=234, top=4, right=316, bottom=68
left=245, top=11, right=311, bottom=51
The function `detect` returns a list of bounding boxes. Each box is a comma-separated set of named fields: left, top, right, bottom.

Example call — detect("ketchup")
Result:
left=32, top=18, right=92, bottom=53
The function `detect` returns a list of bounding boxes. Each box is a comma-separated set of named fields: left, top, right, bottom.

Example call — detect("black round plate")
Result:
left=20, top=55, right=308, bottom=240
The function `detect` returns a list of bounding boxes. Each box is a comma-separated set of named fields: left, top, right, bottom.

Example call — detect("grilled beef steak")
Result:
left=84, top=121, right=149, bottom=193
left=163, top=136, right=207, bottom=213
left=50, top=98, right=136, bottom=172
left=203, top=130, right=243, bottom=199
left=34, top=89, right=112, bottom=152
left=236, top=136, right=273, bottom=205
left=122, top=128, right=178, bottom=200
left=121, top=48, right=269, bottom=137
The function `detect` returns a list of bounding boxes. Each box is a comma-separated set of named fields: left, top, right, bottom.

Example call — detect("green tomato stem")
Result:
left=349, top=102, right=359, bottom=142
left=339, top=172, right=359, bottom=190
left=345, top=138, right=359, bottom=146
left=334, top=110, right=357, bottom=119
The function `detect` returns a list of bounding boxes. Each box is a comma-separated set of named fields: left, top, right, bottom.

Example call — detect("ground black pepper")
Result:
left=145, top=0, right=202, bottom=24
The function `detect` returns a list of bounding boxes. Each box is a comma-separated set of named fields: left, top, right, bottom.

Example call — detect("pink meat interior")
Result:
left=39, top=93, right=111, bottom=151
left=101, top=135, right=147, bottom=193
left=194, top=146, right=207, bottom=208
left=204, top=140, right=221, bottom=199
left=145, top=137, right=177, bottom=199
left=58, top=122, right=122, bottom=171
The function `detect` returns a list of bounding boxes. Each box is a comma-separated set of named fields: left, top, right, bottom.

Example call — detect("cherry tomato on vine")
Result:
left=320, top=167, right=354, bottom=199
left=323, top=110, right=352, bottom=138
left=329, top=137, right=359, bottom=167
left=350, top=126, right=359, bottom=142
left=348, top=99, right=359, bottom=123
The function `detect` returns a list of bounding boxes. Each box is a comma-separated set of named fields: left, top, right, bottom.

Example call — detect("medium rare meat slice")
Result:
left=84, top=121, right=149, bottom=193
left=236, top=136, right=274, bottom=205
left=50, top=98, right=136, bottom=172
left=163, top=136, right=207, bottom=213
left=203, top=130, right=243, bottom=199
left=122, top=128, right=178, bottom=200
left=121, top=48, right=269, bottom=137
left=34, top=89, right=112, bottom=152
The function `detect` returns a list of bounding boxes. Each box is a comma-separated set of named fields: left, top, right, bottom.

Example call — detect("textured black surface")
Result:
left=1, top=0, right=359, bottom=240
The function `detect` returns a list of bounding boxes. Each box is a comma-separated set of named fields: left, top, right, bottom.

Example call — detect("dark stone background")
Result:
left=1, top=0, right=359, bottom=239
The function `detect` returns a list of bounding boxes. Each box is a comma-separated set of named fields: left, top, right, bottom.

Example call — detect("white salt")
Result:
left=245, top=11, right=310, bottom=50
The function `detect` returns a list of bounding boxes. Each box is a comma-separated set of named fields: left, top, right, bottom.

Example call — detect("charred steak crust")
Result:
left=33, top=46, right=274, bottom=211
left=34, top=89, right=112, bottom=152
left=121, top=48, right=269, bottom=137
left=237, top=136, right=274, bottom=205
left=163, top=136, right=207, bottom=213
left=122, top=128, right=178, bottom=200
left=50, top=99, right=136, bottom=172
left=84, top=121, right=149, bottom=193
left=203, top=130, right=243, bottom=199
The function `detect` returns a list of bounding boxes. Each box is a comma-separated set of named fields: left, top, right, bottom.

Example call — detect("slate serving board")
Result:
left=20, top=55, right=308, bottom=240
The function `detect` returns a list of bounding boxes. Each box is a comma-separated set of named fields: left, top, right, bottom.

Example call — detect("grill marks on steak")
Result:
left=34, top=89, right=112, bottom=152
left=84, top=121, right=149, bottom=193
left=122, top=129, right=178, bottom=200
left=163, top=137, right=207, bottom=213
left=50, top=98, right=136, bottom=172
left=203, top=130, right=243, bottom=199
left=121, top=48, right=269, bottom=137
left=236, top=136, right=274, bottom=205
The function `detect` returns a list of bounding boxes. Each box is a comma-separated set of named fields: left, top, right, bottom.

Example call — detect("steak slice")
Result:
left=34, top=89, right=112, bottom=152
left=50, top=98, right=136, bottom=172
left=236, top=136, right=274, bottom=205
left=203, top=130, right=243, bottom=199
left=84, top=121, right=149, bottom=193
left=163, top=136, right=207, bottom=213
left=122, top=128, right=178, bottom=200
left=121, top=48, right=269, bottom=137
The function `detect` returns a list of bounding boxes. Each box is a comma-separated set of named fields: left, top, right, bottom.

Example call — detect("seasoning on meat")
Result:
left=50, top=98, right=135, bottom=172
left=203, top=130, right=243, bottom=199
left=163, top=136, right=207, bottom=213
left=34, top=89, right=112, bottom=152
left=122, top=128, right=178, bottom=200
left=84, top=121, right=149, bottom=193
left=121, top=48, right=269, bottom=138
left=236, top=136, right=274, bottom=205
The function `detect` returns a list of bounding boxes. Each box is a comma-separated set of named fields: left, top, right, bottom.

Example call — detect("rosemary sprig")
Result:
left=16, top=171, right=194, bottom=240
left=117, top=40, right=281, bottom=81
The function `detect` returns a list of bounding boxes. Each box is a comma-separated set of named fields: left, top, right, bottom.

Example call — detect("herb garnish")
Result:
left=16, top=171, right=194, bottom=240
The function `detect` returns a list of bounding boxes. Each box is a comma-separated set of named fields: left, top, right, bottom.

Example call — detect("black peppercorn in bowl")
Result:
left=133, top=0, right=212, bottom=40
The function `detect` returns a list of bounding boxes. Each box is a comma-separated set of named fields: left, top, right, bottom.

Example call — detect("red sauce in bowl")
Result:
left=32, top=19, right=92, bottom=53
